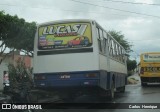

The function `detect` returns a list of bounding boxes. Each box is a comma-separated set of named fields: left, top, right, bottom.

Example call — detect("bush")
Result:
left=8, top=60, right=33, bottom=89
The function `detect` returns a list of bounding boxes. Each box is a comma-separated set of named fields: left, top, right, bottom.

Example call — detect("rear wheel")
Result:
left=117, top=86, right=125, bottom=93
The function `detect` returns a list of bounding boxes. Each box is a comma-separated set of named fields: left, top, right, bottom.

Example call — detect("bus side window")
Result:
left=122, top=49, right=125, bottom=63
left=111, top=40, right=114, bottom=57
left=96, top=27, right=102, bottom=53
left=103, top=31, right=107, bottom=55
left=103, top=38, right=107, bottom=55
left=118, top=46, right=122, bottom=62
left=107, top=34, right=112, bottom=57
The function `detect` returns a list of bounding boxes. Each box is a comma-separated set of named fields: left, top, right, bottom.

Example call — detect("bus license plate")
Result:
left=60, top=75, right=71, bottom=79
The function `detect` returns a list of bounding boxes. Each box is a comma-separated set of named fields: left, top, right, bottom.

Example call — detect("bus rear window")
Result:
left=143, top=54, right=160, bottom=62
left=38, top=22, right=92, bottom=50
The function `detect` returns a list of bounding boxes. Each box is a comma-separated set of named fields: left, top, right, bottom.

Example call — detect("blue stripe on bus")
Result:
left=34, top=71, right=100, bottom=79
left=34, top=70, right=126, bottom=89
left=35, top=80, right=99, bottom=87
left=34, top=70, right=100, bottom=87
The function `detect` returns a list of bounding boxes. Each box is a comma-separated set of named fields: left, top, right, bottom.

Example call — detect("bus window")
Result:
left=96, top=27, right=102, bottom=52
left=115, top=44, right=119, bottom=60
left=111, top=40, right=115, bottom=57
left=103, top=38, right=107, bottom=55
left=103, top=31, right=107, bottom=54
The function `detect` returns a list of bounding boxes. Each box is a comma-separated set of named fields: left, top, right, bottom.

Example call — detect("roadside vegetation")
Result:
left=0, top=11, right=36, bottom=65
left=8, top=60, right=33, bottom=89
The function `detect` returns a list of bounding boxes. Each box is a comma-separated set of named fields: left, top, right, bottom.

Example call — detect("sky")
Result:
left=0, top=0, right=160, bottom=62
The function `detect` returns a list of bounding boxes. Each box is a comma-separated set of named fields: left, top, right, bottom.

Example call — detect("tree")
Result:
left=0, top=11, right=36, bottom=65
left=108, top=30, right=132, bottom=54
left=127, top=59, right=137, bottom=71
left=8, top=60, right=33, bottom=89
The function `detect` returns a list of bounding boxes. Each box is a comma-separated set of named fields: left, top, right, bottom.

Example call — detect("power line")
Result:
left=103, top=0, right=160, bottom=6
left=0, top=3, right=139, bottom=18
left=70, top=0, right=160, bottom=19
left=128, top=38, right=160, bottom=41
left=1, top=2, right=160, bottom=19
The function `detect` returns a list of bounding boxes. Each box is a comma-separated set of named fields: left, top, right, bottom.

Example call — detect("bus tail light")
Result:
left=140, top=67, right=144, bottom=74
left=86, top=73, right=97, bottom=78
left=34, top=75, right=46, bottom=80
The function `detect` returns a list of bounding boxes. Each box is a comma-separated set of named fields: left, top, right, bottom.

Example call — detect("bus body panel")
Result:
left=34, top=52, right=98, bottom=73
left=109, top=58, right=127, bottom=74
left=99, top=55, right=109, bottom=71
left=34, top=20, right=99, bottom=74
left=98, top=55, right=127, bottom=89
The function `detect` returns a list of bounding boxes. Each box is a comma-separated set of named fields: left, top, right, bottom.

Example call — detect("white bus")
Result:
left=33, top=19, right=127, bottom=100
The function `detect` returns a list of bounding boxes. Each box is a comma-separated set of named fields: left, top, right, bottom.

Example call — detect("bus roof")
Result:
left=141, top=52, right=160, bottom=55
left=38, top=19, right=95, bottom=27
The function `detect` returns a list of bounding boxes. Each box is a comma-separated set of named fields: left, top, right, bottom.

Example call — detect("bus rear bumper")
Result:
left=34, top=71, right=100, bottom=88
left=141, top=77, right=160, bottom=83
left=34, top=79, right=99, bottom=87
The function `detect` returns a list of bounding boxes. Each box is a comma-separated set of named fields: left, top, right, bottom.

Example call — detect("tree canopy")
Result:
left=108, top=30, right=132, bottom=54
left=0, top=11, right=36, bottom=53
left=0, top=11, right=36, bottom=64
left=127, top=59, right=137, bottom=71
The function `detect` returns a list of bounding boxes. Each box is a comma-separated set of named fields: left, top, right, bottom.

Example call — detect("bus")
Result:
left=33, top=19, right=127, bottom=100
left=140, top=52, right=160, bottom=86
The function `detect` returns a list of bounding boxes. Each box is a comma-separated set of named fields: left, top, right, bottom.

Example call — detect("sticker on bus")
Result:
left=38, top=22, right=92, bottom=50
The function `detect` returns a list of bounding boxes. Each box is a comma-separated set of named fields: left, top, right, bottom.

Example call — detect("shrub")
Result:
left=8, top=60, right=33, bottom=89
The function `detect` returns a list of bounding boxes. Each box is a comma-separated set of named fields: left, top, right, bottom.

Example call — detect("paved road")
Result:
left=36, top=74, right=160, bottom=112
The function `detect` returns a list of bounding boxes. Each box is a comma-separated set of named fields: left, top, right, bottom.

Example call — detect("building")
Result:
left=0, top=51, right=33, bottom=90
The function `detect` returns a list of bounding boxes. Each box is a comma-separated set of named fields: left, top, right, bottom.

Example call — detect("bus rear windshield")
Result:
left=143, top=54, right=160, bottom=62
left=38, top=22, right=92, bottom=50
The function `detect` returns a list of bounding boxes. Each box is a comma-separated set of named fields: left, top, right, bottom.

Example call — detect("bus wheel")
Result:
left=117, top=86, right=125, bottom=93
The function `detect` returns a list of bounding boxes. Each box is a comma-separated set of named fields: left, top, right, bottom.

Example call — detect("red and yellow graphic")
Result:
left=38, top=22, right=92, bottom=49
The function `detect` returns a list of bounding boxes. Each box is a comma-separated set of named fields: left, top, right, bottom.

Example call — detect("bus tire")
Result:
left=117, top=86, right=125, bottom=93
